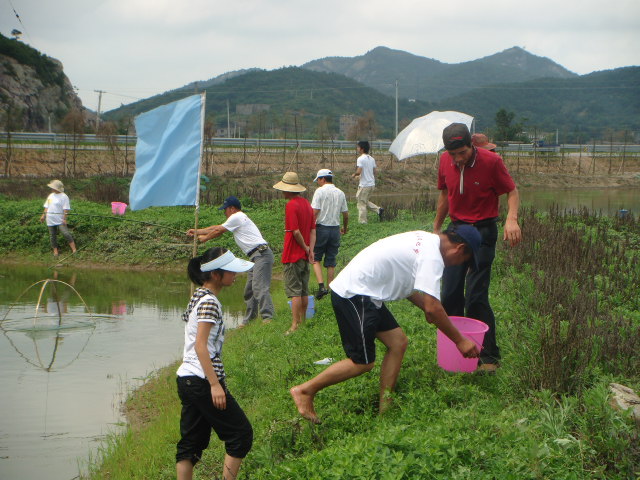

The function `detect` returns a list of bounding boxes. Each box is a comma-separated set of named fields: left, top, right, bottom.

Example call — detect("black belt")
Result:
left=452, top=217, right=498, bottom=228
left=247, top=244, right=268, bottom=257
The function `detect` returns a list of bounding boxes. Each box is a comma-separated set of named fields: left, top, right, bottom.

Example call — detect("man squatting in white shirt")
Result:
left=290, top=226, right=483, bottom=424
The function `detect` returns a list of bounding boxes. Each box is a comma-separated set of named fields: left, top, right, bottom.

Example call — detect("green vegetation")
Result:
left=2, top=198, right=638, bottom=479
left=0, top=33, right=65, bottom=88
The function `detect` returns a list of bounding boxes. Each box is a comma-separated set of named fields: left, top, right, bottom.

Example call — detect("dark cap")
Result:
left=218, top=196, right=241, bottom=210
left=445, top=224, right=481, bottom=270
left=443, top=123, right=472, bottom=151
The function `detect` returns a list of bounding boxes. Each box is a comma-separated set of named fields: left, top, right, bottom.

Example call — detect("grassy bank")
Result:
left=2, top=198, right=639, bottom=478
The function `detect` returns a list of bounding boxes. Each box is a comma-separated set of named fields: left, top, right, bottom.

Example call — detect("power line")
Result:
left=6, top=0, right=31, bottom=43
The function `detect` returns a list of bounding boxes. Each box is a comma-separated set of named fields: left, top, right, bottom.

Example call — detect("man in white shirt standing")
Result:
left=290, top=225, right=482, bottom=424
left=310, top=169, right=349, bottom=300
left=351, top=140, right=383, bottom=224
left=188, top=196, right=275, bottom=324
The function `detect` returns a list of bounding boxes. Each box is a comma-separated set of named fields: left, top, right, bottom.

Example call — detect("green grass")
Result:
left=2, top=197, right=638, bottom=479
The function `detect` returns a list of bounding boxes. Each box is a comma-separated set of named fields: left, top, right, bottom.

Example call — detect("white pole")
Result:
left=395, top=80, right=399, bottom=137
left=94, top=90, right=105, bottom=129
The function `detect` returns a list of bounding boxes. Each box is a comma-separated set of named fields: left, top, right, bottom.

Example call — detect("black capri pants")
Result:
left=48, top=224, right=74, bottom=249
left=176, top=375, right=253, bottom=465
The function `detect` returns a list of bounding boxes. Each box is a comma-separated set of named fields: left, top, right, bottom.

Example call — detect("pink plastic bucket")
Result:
left=437, top=316, right=488, bottom=372
left=111, top=202, right=127, bottom=215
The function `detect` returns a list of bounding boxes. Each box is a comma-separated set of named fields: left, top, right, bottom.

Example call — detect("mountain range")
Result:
left=303, top=46, right=577, bottom=102
left=103, top=46, right=638, bottom=141
left=1, top=34, right=638, bottom=142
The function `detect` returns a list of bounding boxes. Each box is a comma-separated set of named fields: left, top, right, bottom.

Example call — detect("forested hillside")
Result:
left=103, top=67, right=435, bottom=139
left=303, top=46, right=576, bottom=101
left=435, top=66, right=640, bottom=141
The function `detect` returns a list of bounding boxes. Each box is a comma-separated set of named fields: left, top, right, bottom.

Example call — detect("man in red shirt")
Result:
left=433, top=123, right=522, bottom=373
left=273, top=172, right=316, bottom=335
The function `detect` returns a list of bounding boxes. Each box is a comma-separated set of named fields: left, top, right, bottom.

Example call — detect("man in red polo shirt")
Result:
left=273, top=171, right=316, bottom=335
left=433, top=123, right=522, bottom=374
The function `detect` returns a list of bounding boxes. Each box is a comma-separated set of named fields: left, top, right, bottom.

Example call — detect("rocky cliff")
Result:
left=0, top=34, right=84, bottom=132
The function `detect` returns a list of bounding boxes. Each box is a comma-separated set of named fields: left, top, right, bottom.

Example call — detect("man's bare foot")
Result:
left=379, top=390, right=394, bottom=415
left=285, top=325, right=299, bottom=335
left=290, top=386, right=321, bottom=424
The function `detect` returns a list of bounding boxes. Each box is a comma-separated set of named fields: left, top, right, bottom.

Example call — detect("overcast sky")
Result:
left=2, top=0, right=639, bottom=113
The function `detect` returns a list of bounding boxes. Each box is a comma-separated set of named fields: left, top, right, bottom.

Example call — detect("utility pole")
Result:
left=94, top=90, right=105, bottom=130
left=395, top=80, right=399, bottom=138
left=227, top=99, right=230, bottom=137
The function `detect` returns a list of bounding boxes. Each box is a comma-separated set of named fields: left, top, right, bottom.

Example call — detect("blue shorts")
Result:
left=314, top=224, right=341, bottom=267
left=331, top=292, right=400, bottom=364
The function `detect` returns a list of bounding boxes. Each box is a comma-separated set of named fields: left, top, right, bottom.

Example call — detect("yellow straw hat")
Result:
left=273, top=172, right=306, bottom=192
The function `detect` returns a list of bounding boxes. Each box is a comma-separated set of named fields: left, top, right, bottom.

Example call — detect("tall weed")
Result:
left=500, top=206, right=640, bottom=394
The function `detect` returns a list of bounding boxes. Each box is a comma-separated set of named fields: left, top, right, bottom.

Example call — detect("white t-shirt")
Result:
left=330, top=231, right=444, bottom=303
left=357, top=154, right=377, bottom=187
left=177, top=288, right=226, bottom=380
left=222, top=211, right=267, bottom=254
left=43, top=192, right=71, bottom=226
left=311, top=183, right=348, bottom=227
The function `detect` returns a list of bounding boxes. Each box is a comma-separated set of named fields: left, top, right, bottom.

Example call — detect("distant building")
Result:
left=215, top=127, right=231, bottom=137
left=235, top=104, right=270, bottom=115
left=339, top=115, right=358, bottom=139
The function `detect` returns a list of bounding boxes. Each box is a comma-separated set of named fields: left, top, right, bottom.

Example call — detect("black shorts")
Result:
left=331, top=291, right=400, bottom=364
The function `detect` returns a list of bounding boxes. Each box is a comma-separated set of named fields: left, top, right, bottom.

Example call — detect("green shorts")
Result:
left=283, top=259, right=310, bottom=298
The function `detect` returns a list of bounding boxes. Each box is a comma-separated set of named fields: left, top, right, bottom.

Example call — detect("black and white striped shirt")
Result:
left=176, top=287, right=226, bottom=382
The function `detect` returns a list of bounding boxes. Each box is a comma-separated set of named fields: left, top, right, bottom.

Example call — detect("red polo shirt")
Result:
left=438, top=147, right=516, bottom=223
left=282, top=196, right=316, bottom=264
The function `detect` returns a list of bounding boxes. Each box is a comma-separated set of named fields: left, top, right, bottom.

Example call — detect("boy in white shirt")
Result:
left=40, top=179, right=77, bottom=257
left=290, top=225, right=482, bottom=424
left=351, top=140, right=383, bottom=223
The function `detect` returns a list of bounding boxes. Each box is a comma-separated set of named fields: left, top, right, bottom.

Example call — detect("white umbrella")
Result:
left=389, top=111, right=474, bottom=161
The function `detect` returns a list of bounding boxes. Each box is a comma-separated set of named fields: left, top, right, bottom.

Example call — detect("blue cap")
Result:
left=446, top=224, right=481, bottom=270
left=218, top=196, right=241, bottom=210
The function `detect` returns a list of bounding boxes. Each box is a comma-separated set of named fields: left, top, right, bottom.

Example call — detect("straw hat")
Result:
left=273, top=172, right=306, bottom=192
left=471, top=133, right=497, bottom=151
left=47, top=179, right=65, bottom=192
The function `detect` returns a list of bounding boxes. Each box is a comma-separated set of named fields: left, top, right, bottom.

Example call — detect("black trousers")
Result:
left=176, top=376, right=253, bottom=465
left=441, top=221, right=500, bottom=364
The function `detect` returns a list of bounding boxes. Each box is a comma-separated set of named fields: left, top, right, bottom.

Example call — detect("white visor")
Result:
left=200, top=250, right=254, bottom=273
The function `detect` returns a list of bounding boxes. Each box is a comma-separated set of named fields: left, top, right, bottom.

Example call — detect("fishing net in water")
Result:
left=1, top=279, right=96, bottom=371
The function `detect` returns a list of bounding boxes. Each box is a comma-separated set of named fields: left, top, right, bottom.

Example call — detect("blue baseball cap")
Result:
left=446, top=224, right=481, bottom=270
left=218, top=196, right=241, bottom=210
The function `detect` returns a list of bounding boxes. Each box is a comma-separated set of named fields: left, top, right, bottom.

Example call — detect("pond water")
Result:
left=0, top=265, right=273, bottom=480
left=371, top=186, right=639, bottom=216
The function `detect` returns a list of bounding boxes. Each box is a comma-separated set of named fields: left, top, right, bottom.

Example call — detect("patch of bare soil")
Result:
left=3, top=147, right=640, bottom=192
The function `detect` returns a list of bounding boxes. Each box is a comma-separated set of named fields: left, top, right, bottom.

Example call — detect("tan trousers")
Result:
left=356, top=186, right=380, bottom=224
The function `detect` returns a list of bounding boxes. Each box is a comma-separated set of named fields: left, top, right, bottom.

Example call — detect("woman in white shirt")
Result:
left=39, top=179, right=77, bottom=257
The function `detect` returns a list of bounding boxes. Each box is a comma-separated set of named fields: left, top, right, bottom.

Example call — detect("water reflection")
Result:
left=0, top=265, right=278, bottom=479
left=1, top=274, right=96, bottom=373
